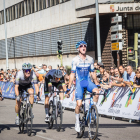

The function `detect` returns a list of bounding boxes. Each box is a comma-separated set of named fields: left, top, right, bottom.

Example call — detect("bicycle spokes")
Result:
left=26, top=103, right=33, bottom=136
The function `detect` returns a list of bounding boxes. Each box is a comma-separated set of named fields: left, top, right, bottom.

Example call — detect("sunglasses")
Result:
left=25, top=69, right=31, bottom=73
left=79, top=44, right=87, bottom=48
left=55, top=77, right=61, bottom=81
left=65, top=78, right=69, bottom=82
left=110, top=68, right=114, bottom=69
left=60, top=69, right=63, bottom=71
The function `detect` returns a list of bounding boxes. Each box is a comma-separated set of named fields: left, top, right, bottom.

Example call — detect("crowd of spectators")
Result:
left=0, top=62, right=140, bottom=97
left=94, top=62, right=140, bottom=92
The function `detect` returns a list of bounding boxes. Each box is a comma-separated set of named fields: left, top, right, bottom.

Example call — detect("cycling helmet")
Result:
left=75, top=41, right=87, bottom=49
left=54, top=70, right=62, bottom=78
left=22, top=63, right=32, bottom=70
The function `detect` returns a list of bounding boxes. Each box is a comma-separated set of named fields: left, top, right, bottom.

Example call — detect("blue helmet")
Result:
left=75, top=41, right=87, bottom=49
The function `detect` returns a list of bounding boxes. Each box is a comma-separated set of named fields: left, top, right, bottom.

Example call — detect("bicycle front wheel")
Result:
left=48, top=100, right=54, bottom=129
left=26, top=103, right=33, bottom=136
left=19, top=102, right=24, bottom=133
left=88, top=105, right=99, bottom=140
left=55, top=101, right=63, bottom=132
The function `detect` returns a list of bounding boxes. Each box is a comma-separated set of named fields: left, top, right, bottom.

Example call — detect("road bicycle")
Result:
left=46, top=86, right=64, bottom=132
left=18, top=92, right=34, bottom=136
left=77, top=88, right=105, bottom=140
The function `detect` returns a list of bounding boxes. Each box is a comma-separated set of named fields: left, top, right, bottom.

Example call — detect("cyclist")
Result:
left=44, top=69, right=66, bottom=122
left=66, top=41, right=99, bottom=132
left=15, top=63, right=39, bottom=125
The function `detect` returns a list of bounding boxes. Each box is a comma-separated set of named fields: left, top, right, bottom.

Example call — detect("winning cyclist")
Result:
left=44, top=69, right=66, bottom=122
left=15, top=63, right=39, bottom=125
left=66, top=41, right=99, bottom=132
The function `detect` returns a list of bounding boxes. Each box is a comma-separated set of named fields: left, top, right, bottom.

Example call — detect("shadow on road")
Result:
left=0, top=124, right=11, bottom=133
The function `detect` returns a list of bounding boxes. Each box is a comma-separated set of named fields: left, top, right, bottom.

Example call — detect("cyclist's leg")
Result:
left=87, top=81, right=99, bottom=105
left=75, top=82, right=84, bottom=132
left=44, top=82, right=52, bottom=121
left=57, top=83, right=65, bottom=104
left=27, top=85, right=34, bottom=105
left=15, top=86, right=22, bottom=125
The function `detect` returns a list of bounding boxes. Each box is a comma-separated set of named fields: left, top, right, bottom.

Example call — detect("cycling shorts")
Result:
left=44, top=77, right=65, bottom=96
left=18, top=83, right=34, bottom=94
left=75, top=80, right=97, bottom=100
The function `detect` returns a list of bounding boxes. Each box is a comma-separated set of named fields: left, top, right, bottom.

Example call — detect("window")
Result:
left=47, top=0, right=50, bottom=7
left=6, top=9, right=9, bottom=22
left=27, top=0, right=31, bottom=14
left=0, top=11, right=2, bottom=25
left=51, top=0, right=55, bottom=6
left=15, top=5, right=18, bottom=19
left=36, top=0, right=38, bottom=11
left=12, top=6, right=15, bottom=20
left=1, top=11, right=4, bottom=24
left=24, top=0, right=27, bottom=15
left=9, top=7, right=12, bottom=21
left=21, top=2, right=24, bottom=17
left=43, top=0, right=46, bottom=9
left=56, top=0, right=59, bottom=5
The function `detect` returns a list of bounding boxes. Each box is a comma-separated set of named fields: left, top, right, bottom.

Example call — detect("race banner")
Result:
left=96, top=86, right=140, bottom=120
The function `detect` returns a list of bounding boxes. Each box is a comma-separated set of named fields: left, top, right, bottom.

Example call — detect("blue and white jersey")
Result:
left=71, top=55, right=94, bottom=82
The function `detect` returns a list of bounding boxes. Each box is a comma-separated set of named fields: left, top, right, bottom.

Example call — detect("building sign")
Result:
left=111, top=42, right=122, bottom=51
left=99, top=3, right=140, bottom=13
left=111, top=33, right=122, bottom=41
left=111, top=25, right=122, bottom=32
left=111, top=16, right=122, bottom=24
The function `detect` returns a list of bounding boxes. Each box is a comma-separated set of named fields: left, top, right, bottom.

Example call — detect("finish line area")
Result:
left=0, top=99, right=140, bottom=140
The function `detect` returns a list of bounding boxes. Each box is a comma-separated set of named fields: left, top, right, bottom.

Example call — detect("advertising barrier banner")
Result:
left=96, top=86, right=140, bottom=120
left=1, top=81, right=140, bottom=120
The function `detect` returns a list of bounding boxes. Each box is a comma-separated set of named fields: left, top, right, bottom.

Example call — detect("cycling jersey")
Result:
left=71, top=55, right=97, bottom=100
left=15, top=70, right=38, bottom=86
left=44, top=69, right=65, bottom=95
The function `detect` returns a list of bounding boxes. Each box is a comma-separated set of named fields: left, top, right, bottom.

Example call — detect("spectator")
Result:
left=109, top=66, right=115, bottom=76
left=1, top=68, right=4, bottom=74
left=42, top=64, right=47, bottom=71
left=114, top=67, right=120, bottom=78
left=59, top=66, right=66, bottom=76
left=48, top=65, right=52, bottom=70
left=97, top=65, right=105, bottom=83
left=118, top=65, right=127, bottom=81
left=137, top=66, right=140, bottom=73
left=133, top=70, right=140, bottom=87
left=7, top=69, right=11, bottom=76
left=127, top=65, right=135, bottom=82
left=64, top=74, right=69, bottom=88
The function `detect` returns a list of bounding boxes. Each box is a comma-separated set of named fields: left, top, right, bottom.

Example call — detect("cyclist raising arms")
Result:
left=66, top=41, right=99, bottom=132
left=44, top=69, right=66, bottom=122
left=15, top=63, right=39, bottom=125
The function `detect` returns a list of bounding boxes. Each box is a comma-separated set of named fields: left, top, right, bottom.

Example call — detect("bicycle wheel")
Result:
left=55, top=101, right=63, bottom=132
left=19, top=102, right=24, bottom=133
left=26, top=103, right=33, bottom=136
left=77, top=112, right=85, bottom=138
left=88, top=105, right=99, bottom=140
left=48, top=100, right=54, bottom=129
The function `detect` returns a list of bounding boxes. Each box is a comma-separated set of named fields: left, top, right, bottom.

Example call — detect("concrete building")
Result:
left=0, top=0, right=140, bottom=70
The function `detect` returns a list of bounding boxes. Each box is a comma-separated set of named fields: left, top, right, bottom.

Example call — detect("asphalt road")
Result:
left=0, top=99, right=140, bottom=140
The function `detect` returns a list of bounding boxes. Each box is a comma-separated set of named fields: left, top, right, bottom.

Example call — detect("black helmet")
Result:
left=54, top=70, right=62, bottom=78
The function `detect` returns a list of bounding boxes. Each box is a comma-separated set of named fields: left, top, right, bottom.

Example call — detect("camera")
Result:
left=33, top=65, right=36, bottom=68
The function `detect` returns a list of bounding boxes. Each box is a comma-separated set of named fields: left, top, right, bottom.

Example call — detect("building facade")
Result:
left=0, top=0, right=140, bottom=70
